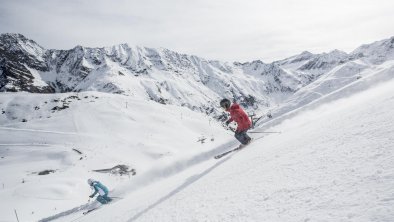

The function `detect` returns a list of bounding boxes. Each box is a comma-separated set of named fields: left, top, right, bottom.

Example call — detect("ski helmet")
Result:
left=220, top=98, right=231, bottom=110
left=87, top=178, right=94, bottom=186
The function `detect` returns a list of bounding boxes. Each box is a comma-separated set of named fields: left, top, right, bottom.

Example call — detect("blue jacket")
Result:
left=90, top=181, right=109, bottom=197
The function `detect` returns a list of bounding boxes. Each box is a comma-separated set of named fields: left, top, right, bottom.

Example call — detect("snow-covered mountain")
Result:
left=0, top=34, right=53, bottom=93
left=257, top=37, right=394, bottom=126
left=0, top=34, right=376, bottom=119
left=351, top=36, right=394, bottom=64
left=2, top=33, right=393, bottom=121
left=1, top=33, right=296, bottom=117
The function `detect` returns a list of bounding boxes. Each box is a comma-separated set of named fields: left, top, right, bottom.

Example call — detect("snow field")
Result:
left=1, top=63, right=393, bottom=221
left=76, top=79, right=394, bottom=222
left=0, top=92, right=230, bottom=221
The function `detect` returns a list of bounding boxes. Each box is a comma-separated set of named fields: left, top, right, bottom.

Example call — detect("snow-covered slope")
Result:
left=42, top=66, right=394, bottom=222
left=126, top=78, right=394, bottom=222
left=0, top=92, right=234, bottom=221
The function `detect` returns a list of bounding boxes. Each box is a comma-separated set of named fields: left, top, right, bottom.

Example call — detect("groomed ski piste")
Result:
left=1, top=61, right=394, bottom=221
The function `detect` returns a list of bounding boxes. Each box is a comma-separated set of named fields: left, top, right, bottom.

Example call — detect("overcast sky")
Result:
left=1, top=0, right=394, bottom=62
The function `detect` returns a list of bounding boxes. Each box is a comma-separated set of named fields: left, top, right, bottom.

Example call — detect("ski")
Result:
left=83, top=207, right=99, bottom=215
left=214, top=146, right=243, bottom=159
left=81, top=197, right=117, bottom=215
left=214, top=135, right=266, bottom=159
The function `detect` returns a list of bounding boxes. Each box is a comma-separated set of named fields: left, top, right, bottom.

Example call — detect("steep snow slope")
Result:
left=66, top=78, right=394, bottom=222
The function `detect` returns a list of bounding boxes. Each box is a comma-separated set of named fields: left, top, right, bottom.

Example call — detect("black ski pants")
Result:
left=235, top=130, right=251, bottom=145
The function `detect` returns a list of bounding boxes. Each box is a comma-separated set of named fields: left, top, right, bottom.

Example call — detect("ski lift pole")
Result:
left=14, top=209, right=20, bottom=222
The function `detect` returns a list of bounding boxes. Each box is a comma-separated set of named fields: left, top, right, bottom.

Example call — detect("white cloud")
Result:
left=1, top=0, right=394, bottom=62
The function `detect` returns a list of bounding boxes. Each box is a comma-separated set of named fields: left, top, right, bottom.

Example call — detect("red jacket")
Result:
left=227, top=103, right=251, bottom=132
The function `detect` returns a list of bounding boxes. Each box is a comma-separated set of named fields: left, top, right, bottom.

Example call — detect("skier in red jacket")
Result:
left=220, top=98, right=252, bottom=145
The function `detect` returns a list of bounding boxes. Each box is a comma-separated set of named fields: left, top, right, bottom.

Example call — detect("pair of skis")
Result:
left=214, top=141, right=252, bottom=159
left=214, top=131, right=280, bottom=159
left=82, top=197, right=121, bottom=215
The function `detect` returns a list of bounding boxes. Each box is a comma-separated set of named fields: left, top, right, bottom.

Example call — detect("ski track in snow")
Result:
left=0, top=127, right=77, bottom=135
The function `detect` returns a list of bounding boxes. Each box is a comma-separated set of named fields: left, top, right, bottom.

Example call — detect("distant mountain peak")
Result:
left=328, top=49, right=347, bottom=55
left=0, top=33, right=42, bottom=46
left=0, top=33, right=45, bottom=57
left=275, top=50, right=315, bottom=66
left=300, top=50, right=313, bottom=56
left=350, top=36, right=394, bottom=63
left=0, top=33, right=27, bottom=40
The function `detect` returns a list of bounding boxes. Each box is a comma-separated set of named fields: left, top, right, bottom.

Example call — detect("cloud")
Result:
left=1, top=0, right=394, bottom=62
